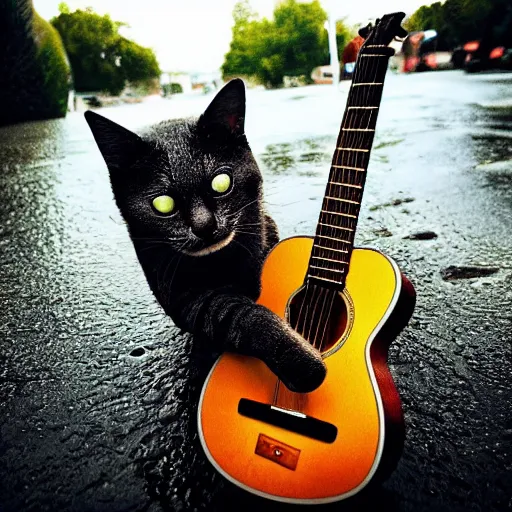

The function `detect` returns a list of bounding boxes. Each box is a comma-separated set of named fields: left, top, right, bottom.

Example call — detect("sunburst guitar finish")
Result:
left=198, top=238, right=415, bottom=503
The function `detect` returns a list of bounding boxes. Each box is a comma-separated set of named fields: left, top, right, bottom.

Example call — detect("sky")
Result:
left=33, top=0, right=427, bottom=73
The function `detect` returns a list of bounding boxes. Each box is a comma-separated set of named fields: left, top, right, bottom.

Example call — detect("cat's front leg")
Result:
left=167, top=290, right=326, bottom=393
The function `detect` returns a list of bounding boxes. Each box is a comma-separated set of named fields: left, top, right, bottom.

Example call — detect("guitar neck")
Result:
left=307, top=46, right=394, bottom=289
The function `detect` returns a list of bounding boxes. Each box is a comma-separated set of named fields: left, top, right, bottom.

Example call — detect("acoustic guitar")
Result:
left=198, top=12, right=415, bottom=504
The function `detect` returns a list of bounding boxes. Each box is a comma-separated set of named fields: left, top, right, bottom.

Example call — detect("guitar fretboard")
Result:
left=307, top=47, right=394, bottom=289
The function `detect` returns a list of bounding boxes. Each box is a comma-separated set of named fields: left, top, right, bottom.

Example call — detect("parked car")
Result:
left=310, top=65, right=333, bottom=84
left=463, top=41, right=512, bottom=72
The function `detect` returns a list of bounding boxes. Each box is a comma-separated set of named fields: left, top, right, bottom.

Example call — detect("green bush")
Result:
left=33, top=13, right=71, bottom=118
left=0, top=0, right=71, bottom=125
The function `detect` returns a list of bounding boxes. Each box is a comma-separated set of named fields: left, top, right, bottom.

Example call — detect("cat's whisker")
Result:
left=226, top=198, right=260, bottom=219
left=235, top=230, right=260, bottom=237
left=234, top=225, right=260, bottom=232
left=138, top=243, right=170, bottom=253
left=131, top=236, right=188, bottom=242
left=136, top=238, right=188, bottom=254
left=168, top=253, right=184, bottom=292
left=232, top=239, right=255, bottom=260
left=159, top=240, right=189, bottom=287
left=234, top=222, right=262, bottom=228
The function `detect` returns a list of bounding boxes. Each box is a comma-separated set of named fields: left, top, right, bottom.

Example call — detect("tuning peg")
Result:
left=358, top=23, right=372, bottom=39
left=397, top=26, right=408, bottom=38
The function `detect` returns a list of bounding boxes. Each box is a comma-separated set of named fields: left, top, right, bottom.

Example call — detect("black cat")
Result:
left=85, top=78, right=326, bottom=393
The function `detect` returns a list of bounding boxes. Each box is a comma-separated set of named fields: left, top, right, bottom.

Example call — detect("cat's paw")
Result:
left=241, top=305, right=327, bottom=393
left=274, top=326, right=327, bottom=393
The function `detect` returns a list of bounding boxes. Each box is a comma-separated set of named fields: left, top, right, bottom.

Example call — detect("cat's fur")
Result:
left=85, top=79, right=326, bottom=392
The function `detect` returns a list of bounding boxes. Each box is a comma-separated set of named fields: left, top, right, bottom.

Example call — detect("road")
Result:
left=1, top=70, right=511, bottom=511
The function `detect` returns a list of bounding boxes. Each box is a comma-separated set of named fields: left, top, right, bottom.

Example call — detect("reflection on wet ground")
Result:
left=0, top=71, right=511, bottom=512
left=260, top=136, right=333, bottom=174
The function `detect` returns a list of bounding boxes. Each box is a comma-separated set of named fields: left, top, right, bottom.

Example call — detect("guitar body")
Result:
left=198, top=237, right=415, bottom=503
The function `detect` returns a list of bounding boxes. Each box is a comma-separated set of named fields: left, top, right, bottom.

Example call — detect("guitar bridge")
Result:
left=238, top=398, right=337, bottom=443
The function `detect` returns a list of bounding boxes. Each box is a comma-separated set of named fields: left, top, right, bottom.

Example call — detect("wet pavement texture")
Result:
left=1, top=71, right=511, bottom=512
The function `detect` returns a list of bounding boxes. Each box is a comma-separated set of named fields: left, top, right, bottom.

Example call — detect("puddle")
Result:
left=129, top=347, right=146, bottom=357
left=260, top=143, right=294, bottom=173
left=403, top=230, right=438, bottom=240
left=370, top=197, right=415, bottom=211
left=372, top=227, right=393, bottom=237
left=373, top=138, right=405, bottom=150
left=440, top=265, right=499, bottom=281
left=470, top=102, right=512, bottom=197
left=475, top=159, right=512, bottom=177
left=471, top=104, right=512, bottom=165
left=259, top=136, right=332, bottom=175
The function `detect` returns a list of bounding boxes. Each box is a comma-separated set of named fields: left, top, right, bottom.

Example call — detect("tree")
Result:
left=335, top=20, right=355, bottom=61
left=222, top=0, right=330, bottom=88
left=272, top=0, right=327, bottom=78
left=404, top=0, right=508, bottom=51
left=222, top=1, right=261, bottom=79
left=51, top=5, right=160, bottom=95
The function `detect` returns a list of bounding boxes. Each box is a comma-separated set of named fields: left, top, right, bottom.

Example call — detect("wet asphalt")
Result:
left=0, top=70, right=511, bottom=512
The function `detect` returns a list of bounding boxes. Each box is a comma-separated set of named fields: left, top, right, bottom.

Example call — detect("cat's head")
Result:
left=85, top=79, right=262, bottom=257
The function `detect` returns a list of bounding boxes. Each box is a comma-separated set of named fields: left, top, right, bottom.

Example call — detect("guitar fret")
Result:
left=315, top=244, right=351, bottom=254
left=332, top=164, right=366, bottom=172
left=318, top=225, right=352, bottom=240
left=311, top=255, right=345, bottom=264
left=320, top=211, right=356, bottom=224
left=324, top=199, right=358, bottom=216
left=328, top=183, right=362, bottom=189
left=322, top=196, right=359, bottom=204
left=308, top=274, right=341, bottom=285
left=305, top=30, right=393, bottom=289
left=316, top=234, right=351, bottom=246
left=310, top=265, right=344, bottom=274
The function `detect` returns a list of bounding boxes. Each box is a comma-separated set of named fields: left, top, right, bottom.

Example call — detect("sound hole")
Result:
left=287, top=284, right=348, bottom=354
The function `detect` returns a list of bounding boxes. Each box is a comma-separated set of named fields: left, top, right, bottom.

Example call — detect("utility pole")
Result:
left=327, top=10, right=339, bottom=88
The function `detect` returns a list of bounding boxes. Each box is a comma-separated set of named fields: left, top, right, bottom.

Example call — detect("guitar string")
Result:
left=313, top=51, right=382, bottom=353
left=313, top=48, right=378, bottom=350
left=308, top=52, right=383, bottom=397
left=306, top=284, right=321, bottom=347
left=273, top=48, right=384, bottom=407
left=302, top=53, right=376, bottom=353
left=316, top=47, right=370, bottom=280
left=322, top=45, right=374, bottom=276
left=313, top=285, right=330, bottom=351
left=319, top=290, right=336, bottom=353
left=309, top=285, right=324, bottom=349
left=300, top=50, right=377, bottom=350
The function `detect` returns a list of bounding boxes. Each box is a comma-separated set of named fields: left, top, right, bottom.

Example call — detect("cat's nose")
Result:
left=190, top=204, right=217, bottom=239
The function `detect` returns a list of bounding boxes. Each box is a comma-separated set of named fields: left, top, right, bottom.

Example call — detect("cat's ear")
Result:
left=84, top=111, right=148, bottom=171
left=198, top=78, right=246, bottom=137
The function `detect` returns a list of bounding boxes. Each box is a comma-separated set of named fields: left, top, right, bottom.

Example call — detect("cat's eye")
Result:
left=152, top=195, right=175, bottom=214
left=211, top=173, right=231, bottom=194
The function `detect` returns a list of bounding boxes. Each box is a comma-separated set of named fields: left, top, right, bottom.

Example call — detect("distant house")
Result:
left=190, top=71, right=223, bottom=93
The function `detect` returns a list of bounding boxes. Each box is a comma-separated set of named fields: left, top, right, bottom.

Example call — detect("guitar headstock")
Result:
left=358, top=12, right=408, bottom=47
